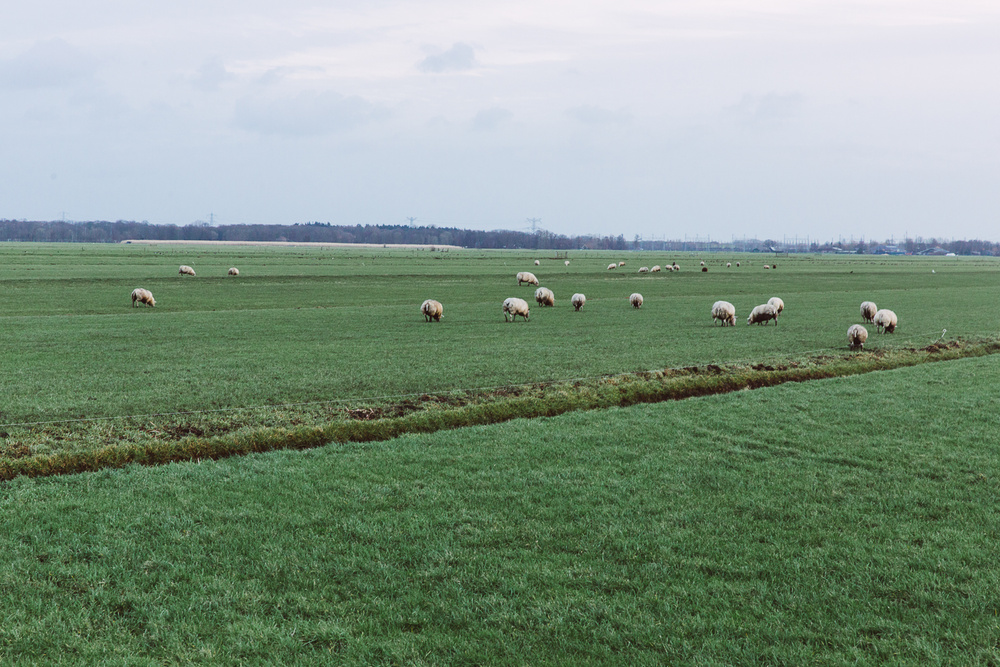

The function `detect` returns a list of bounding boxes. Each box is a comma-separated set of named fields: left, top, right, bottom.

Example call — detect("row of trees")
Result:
left=0, top=220, right=630, bottom=250
left=0, top=219, right=998, bottom=255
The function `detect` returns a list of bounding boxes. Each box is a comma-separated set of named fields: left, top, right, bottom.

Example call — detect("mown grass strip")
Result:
left=2, top=338, right=997, bottom=481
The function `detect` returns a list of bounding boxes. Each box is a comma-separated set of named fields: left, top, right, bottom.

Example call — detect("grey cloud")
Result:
left=471, top=107, right=513, bottom=131
left=726, top=92, right=804, bottom=126
left=418, top=43, right=477, bottom=73
left=192, top=56, right=236, bottom=91
left=233, top=90, right=388, bottom=136
left=0, top=39, right=94, bottom=90
left=566, top=105, right=632, bottom=125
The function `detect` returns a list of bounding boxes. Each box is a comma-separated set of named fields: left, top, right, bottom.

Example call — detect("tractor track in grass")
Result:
left=1, top=338, right=997, bottom=481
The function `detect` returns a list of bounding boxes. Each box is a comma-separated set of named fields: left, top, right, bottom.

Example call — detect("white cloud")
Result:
left=471, top=107, right=513, bottom=131
left=566, top=105, right=632, bottom=125
left=0, top=39, right=95, bottom=90
left=725, top=92, right=805, bottom=127
left=191, top=56, right=236, bottom=91
left=233, top=89, right=388, bottom=135
left=418, top=43, right=478, bottom=73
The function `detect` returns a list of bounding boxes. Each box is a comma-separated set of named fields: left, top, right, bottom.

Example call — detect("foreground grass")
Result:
left=1, top=355, right=999, bottom=663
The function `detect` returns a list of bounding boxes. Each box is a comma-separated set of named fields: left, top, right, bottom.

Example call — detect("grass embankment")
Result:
left=2, top=337, right=996, bottom=480
left=1, top=355, right=998, bottom=663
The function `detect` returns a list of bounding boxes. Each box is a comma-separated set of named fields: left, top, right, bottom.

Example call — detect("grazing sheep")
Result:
left=873, top=308, right=897, bottom=333
left=564, top=260, right=570, bottom=266
left=639, top=266, right=649, bottom=273
left=701, top=267, right=708, bottom=272
left=747, top=304, right=778, bottom=326
left=421, top=299, right=443, bottom=322
left=700, top=261, right=705, bottom=266
left=534, top=259, right=541, bottom=266
left=619, top=261, right=626, bottom=267
left=672, top=263, right=679, bottom=271
left=726, top=262, right=731, bottom=268
left=860, top=301, right=877, bottom=323
left=651, top=265, right=661, bottom=272
left=711, top=300, right=736, bottom=326
left=607, top=263, right=617, bottom=270
left=767, top=297, right=784, bottom=316
left=131, top=288, right=155, bottom=308
left=503, top=297, right=530, bottom=322
left=571, top=293, right=586, bottom=311
left=228, top=267, right=239, bottom=276
left=516, top=271, right=539, bottom=286
left=772, top=263, right=777, bottom=269
left=630, top=293, right=643, bottom=309
left=848, top=324, right=868, bottom=350
left=763, top=265, right=771, bottom=270
left=534, top=286, right=555, bottom=307
left=736, top=262, right=740, bottom=267
left=178, top=265, right=196, bottom=276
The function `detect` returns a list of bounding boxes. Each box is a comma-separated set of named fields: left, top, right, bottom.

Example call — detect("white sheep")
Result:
left=638, top=266, right=649, bottom=273
left=651, top=265, right=661, bottom=272
left=516, top=271, right=539, bottom=286
left=711, top=300, right=736, bottom=326
left=534, top=287, right=555, bottom=307
left=747, top=304, right=778, bottom=325
left=726, top=262, right=731, bottom=268
left=736, top=262, right=740, bottom=267
left=571, top=293, right=586, bottom=311
left=672, top=263, right=679, bottom=271
left=534, top=259, right=540, bottom=266
left=630, top=293, right=643, bottom=309
left=860, top=301, right=877, bottom=323
left=503, top=297, right=530, bottom=322
left=607, top=263, right=617, bottom=270
left=700, top=261, right=705, bottom=267
left=873, top=308, right=897, bottom=333
left=763, top=264, right=771, bottom=270
left=228, top=267, right=239, bottom=276
left=767, top=297, right=784, bottom=317
left=564, top=260, right=570, bottom=266
left=178, top=265, right=196, bottom=276
left=848, top=324, right=868, bottom=349
left=421, top=299, right=443, bottom=322
left=131, top=288, right=156, bottom=308
left=619, top=261, right=626, bottom=267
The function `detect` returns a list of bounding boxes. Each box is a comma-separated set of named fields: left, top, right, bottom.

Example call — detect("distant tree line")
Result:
left=1, top=219, right=998, bottom=255
left=0, top=219, right=630, bottom=250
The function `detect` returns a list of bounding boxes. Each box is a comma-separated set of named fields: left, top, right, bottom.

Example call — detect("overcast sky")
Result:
left=1, top=1, right=998, bottom=241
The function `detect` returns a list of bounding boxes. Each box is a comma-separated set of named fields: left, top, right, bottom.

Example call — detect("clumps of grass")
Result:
left=1, top=337, right=998, bottom=481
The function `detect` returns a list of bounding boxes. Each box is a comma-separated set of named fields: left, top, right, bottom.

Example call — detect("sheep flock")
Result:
left=132, top=255, right=907, bottom=352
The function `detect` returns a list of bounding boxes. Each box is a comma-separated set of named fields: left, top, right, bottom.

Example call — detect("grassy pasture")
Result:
left=0, top=355, right=998, bottom=663
left=0, top=243, right=997, bottom=432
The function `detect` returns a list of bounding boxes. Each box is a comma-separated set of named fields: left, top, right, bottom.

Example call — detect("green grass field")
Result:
left=1, top=243, right=999, bottom=662
left=1, top=354, right=998, bottom=663
left=0, top=244, right=996, bottom=427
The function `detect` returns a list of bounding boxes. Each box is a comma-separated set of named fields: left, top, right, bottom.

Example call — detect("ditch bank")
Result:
left=2, top=338, right=997, bottom=481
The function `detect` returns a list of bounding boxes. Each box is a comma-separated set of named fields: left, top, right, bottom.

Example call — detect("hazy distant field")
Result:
left=0, top=243, right=996, bottom=428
